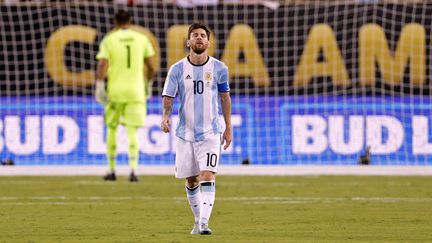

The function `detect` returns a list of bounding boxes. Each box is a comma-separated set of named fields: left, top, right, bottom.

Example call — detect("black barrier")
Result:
left=0, top=3, right=431, bottom=96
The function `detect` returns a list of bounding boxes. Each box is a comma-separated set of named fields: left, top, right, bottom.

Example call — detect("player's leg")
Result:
left=186, top=175, right=201, bottom=234
left=106, top=124, right=117, bottom=174
left=125, top=125, right=139, bottom=182
left=123, top=102, right=146, bottom=182
left=199, top=171, right=216, bottom=235
left=195, top=134, right=221, bottom=235
left=175, top=137, right=201, bottom=234
left=104, top=103, right=122, bottom=181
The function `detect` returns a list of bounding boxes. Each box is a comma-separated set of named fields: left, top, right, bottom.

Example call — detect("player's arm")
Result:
left=144, top=55, right=157, bottom=98
left=161, top=96, right=174, bottom=133
left=144, top=55, right=156, bottom=82
left=143, top=37, right=157, bottom=98
left=161, top=64, right=179, bottom=133
left=95, top=58, right=109, bottom=104
left=219, top=92, right=232, bottom=150
left=96, top=58, right=108, bottom=80
left=218, top=65, right=232, bottom=150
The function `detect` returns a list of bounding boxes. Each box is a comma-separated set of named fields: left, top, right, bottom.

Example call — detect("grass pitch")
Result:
left=0, top=175, right=431, bottom=242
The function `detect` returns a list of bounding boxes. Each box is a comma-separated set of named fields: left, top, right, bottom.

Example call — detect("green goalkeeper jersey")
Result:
left=96, top=28, right=155, bottom=103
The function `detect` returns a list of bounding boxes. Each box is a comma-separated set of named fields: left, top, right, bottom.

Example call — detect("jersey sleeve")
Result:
left=96, top=37, right=109, bottom=60
left=143, top=36, right=155, bottom=58
left=162, top=64, right=180, bottom=98
left=217, top=64, right=230, bottom=92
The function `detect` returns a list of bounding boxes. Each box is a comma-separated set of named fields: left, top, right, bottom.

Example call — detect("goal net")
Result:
left=0, top=1, right=431, bottom=165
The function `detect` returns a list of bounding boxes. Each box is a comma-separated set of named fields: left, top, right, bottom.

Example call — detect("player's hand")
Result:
left=95, top=80, right=107, bottom=104
left=221, top=126, right=232, bottom=150
left=161, top=118, right=170, bottom=133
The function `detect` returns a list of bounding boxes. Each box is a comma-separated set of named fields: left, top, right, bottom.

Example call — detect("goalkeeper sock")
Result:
left=200, top=181, right=215, bottom=225
left=185, top=184, right=201, bottom=223
left=106, top=126, right=117, bottom=171
left=126, top=125, right=139, bottom=171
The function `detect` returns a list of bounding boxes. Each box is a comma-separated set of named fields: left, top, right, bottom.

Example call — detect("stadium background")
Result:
left=1, top=1, right=432, bottom=166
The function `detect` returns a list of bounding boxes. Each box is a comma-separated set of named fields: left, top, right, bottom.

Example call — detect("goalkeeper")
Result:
left=95, top=10, right=156, bottom=182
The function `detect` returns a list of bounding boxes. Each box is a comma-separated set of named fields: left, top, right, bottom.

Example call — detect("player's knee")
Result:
left=186, top=176, right=199, bottom=188
left=200, top=171, right=215, bottom=181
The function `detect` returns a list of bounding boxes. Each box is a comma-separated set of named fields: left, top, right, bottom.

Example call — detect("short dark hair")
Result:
left=114, top=10, right=131, bottom=25
left=188, top=23, right=211, bottom=41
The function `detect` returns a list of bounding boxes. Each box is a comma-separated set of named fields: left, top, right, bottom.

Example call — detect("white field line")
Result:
left=0, top=196, right=431, bottom=206
left=1, top=165, right=432, bottom=176
left=73, top=180, right=307, bottom=187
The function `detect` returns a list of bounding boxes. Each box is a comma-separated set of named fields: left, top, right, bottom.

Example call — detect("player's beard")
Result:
left=191, top=45, right=206, bottom=54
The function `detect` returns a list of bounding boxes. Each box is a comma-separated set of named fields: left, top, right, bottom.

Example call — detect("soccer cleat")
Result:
left=199, top=224, right=212, bottom=235
left=129, top=172, right=139, bottom=182
left=190, top=223, right=200, bottom=235
left=103, top=172, right=116, bottom=181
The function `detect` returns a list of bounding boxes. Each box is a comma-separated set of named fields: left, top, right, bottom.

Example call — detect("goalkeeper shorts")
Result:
left=105, top=102, right=146, bottom=127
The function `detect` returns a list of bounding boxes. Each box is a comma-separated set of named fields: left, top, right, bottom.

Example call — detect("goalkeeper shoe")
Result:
left=129, top=172, right=139, bottom=182
left=199, top=224, right=212, bottom=235
left=103, top=172, right=116, bottom=181
left=190, top=223, right=200, bottom=235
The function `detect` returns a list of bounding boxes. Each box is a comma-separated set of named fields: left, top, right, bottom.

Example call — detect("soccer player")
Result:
left=95, top=10, right=156, bottom=182
left=161, top=23, right=232, bottom=235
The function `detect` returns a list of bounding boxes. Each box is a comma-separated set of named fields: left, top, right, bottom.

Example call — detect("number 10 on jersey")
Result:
left=206, top=153, right=217, bottom=167
left=193, top=80, right=204, bottom=94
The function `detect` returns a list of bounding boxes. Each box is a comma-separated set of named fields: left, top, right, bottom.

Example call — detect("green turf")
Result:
left=0, top=175, right=431, bottom=242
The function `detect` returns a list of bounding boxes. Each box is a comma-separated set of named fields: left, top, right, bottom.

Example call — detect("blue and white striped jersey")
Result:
left=162, top=56, right=230, bottom=142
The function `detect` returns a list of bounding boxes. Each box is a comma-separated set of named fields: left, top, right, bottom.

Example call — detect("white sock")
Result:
left=200, top=181, right=216, bottom=225
left=185, top=184, right=201, bottom=224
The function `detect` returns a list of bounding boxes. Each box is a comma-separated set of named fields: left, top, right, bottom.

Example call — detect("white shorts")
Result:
left=175, top=133, right=221, bottom=178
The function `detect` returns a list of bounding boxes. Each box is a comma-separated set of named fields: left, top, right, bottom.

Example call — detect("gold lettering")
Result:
left=221, top=24, right=270, bottom=87
left=294, top=24, right=349, bottom=86
left=44, top=25, right=96, bottom=87
left=359, top=23, right=425, bottom=86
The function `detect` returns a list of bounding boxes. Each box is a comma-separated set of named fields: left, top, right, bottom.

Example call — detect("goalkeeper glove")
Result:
left=95, top=80, right=107, bottom=104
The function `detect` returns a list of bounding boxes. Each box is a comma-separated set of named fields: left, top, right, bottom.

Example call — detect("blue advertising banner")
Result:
left=280, top=97, right=432, bottom=165
left=1, top=96, right=431, bottom=165
left=0, top=97, right=252, bottom=165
